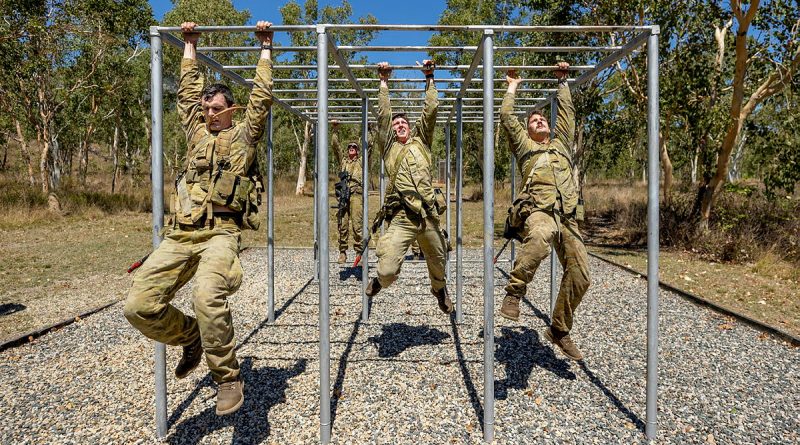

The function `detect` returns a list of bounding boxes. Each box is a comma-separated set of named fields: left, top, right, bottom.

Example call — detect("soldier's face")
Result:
left=392, top=117, right=410, bottom=143
left=348, top=146, right=358, bottom=159
left=202, top=93, right=233, bottom=132
left=527, top=113, right=550, bottom=142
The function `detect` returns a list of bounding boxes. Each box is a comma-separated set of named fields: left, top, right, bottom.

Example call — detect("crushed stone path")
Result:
left=1, top=248, right=797, bottom=444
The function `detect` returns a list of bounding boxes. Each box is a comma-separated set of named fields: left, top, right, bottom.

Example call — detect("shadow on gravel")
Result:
left=368, top=322, right=450, bottom=358
left=449, top=314, right=484, bottom=432
left=236, top=277, right=314, bottom=350
left=338, top=266, right=363, bottom=281
left=167, top=357, right=307, bottom=444
left=578, top=361, right=645, bottom=433
left=0, top=303, right=26, bottom=316
left=330, top=313, right=362, bottom=430
left=494, top=327, right=576, bottom=400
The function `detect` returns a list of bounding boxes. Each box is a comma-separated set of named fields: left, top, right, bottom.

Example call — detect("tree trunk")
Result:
left=295, top=120, right=311, bottom=195
left=659, top=129, right=673, bottom=206
left=14, top=120, right=36, bottom=187
left=728, top=130, right=747, bottom=182
left=111, top=123, right=120, bottom=193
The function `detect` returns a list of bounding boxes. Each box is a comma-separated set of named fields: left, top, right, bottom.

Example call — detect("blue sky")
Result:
left=149, top=0, right=449, bottom=69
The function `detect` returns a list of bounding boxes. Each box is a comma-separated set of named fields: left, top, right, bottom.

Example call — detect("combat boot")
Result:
left=216, top=380, right=244, bottom=415
left=175, top=336, right=203, bottom=379
left=544, top=327, right=583, bottom=361
left=365, top=277, right=382, bottom=297
left=499, top=294, right=521, bottom=321
left=338, top=251, right=347, bottom=264
left=432, top=287, right=454, bottom=314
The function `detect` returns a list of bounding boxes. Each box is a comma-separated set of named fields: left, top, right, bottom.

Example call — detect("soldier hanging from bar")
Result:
left=498, top=62, right=591, bottom=361
left=124, top=21, right=275, bottom=415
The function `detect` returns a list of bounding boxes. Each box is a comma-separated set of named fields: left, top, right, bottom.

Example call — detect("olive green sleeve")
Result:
left=243, top=58, right=274, bottom=145
left=553, top=80, right=575, bottom=149
left=376, top=83, right=392, bottom=157
left=331, top=128, right=343, bottom=171
left=499, top=92, right=528, bottom=159
left=177, top=58, right=205, bottom=142
left=413, top=82, right=438, bottom=148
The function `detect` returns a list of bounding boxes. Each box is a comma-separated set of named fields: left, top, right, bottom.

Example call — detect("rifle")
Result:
left=353, top=204, right=390, bottom=267
left=493, top=239, right=512, bottom=264
left=127, top=252, right=151, bottom=273
left=333, top=171, right=351, bottom=226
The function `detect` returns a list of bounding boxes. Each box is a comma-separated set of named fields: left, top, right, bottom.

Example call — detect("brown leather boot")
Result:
left=544, top=327, right=583, bottom=361
left=499, top=294, right=521, bottom=321
left=174, top=336, right=202, bottom=379
left=216, top=380, right=244, bottom=415
left=337, top=251, right=347, bottom=264
left=365, top=277, right=382, bottom=297
left=432, top=287, right=454, bottom=314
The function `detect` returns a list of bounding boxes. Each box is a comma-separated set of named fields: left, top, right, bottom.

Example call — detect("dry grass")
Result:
left=591, top=247, right=800, bottom=338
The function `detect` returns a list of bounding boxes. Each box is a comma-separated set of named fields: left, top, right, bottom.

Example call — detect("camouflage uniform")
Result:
left=373, top=81, right=446, bottom=291
left=332, top=130, right=363, bottom=254
left=124, top=57, right=273, bottom=383
left=499, top=80, right=591, bottom=334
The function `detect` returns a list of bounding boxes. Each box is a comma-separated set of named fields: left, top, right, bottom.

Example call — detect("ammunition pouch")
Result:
left=503, top=192, right=535, bottom=242
left=242, top=178, right=263, bottom=231
left=433, top=188, right=447, bottom=215
left=372, top=196, right=403, bottom=232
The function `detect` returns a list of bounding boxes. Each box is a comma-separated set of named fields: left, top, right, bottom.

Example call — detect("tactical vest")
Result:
left=173, top=124, right=262, bottom=229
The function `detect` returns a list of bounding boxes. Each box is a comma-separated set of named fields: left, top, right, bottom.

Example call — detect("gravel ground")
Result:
left=1, top=248, right=797, bottom=444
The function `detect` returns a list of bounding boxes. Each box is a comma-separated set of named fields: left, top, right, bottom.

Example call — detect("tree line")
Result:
left=1, top=0, right=797, bottom=231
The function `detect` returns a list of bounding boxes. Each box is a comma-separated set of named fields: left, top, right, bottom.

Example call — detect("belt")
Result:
left=179, top=213, right=242, bottom=230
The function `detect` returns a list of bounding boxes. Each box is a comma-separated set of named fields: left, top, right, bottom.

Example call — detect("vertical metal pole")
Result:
left=646, top=26, right=661, bottom=442
left=455, top=98, right=464, bottom=323
left=314, top=126, right=319, bottom=281
left=361, top=98, right=370, bottom=322
left=267, top=111, right=275, bottom=323
left=482, top=30, right=495, bottom=444
left=549, top=97, right=558, bottom=314
left=510, top=155, right=516, bottom=263
left=149, top=27, right=167, bottom=440
left=316, top=26, right=331, bottom=445
left=445, top=125, right=451, bottom=283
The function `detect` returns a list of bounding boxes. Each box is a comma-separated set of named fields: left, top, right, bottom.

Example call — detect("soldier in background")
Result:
left=331, top=121, right=363, bottom=264
left=123, top=21, right=275, bottom=415
left=498, top=62, right=591, bottom=361
left=365, top=60, right=453, bottom=315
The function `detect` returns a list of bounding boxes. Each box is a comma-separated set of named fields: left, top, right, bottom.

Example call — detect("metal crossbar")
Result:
left=148, top=23, right=661, bottom=445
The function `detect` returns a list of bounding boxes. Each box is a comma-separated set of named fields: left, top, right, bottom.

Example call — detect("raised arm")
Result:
left=330, top=120, right=343, bottom=169
left=552, top=61, right=575, bottom=148
left=413, top=60, right=438, bottom=147
left=499, top=69, right=529, bottom=158
left=243, top=21, right=275, bottom=144
left=177, top=22, right=204, bottom=141
left=375, top=62, right=393, bottom=157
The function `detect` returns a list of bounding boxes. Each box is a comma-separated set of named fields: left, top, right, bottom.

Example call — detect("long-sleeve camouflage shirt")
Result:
left=499, top=81, right=579, bottom=216
left=331, top=129, right=363, bottom=194
left=176, top=57, right=273, bottom=223
left=375, top=81, right=438, bottom=218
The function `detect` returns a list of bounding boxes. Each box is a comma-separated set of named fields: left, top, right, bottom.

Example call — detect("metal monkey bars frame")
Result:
left=148, top=23, right=660, bottom=444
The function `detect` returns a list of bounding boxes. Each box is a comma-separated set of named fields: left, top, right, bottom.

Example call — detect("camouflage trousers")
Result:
left=338, top=194, right=363, bottom=253
left=504, top=210, right=591, bottom=333
left=124, top=221, right=243, bottom=383
left=376, top=211, right=446, bottom=291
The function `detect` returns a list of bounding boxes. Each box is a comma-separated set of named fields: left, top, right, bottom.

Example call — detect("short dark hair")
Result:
left=202, top=83, right=235, bottom=107
left=527, top=109, right=547, bottom=123
left=391, top=111, right=408, bottom=124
